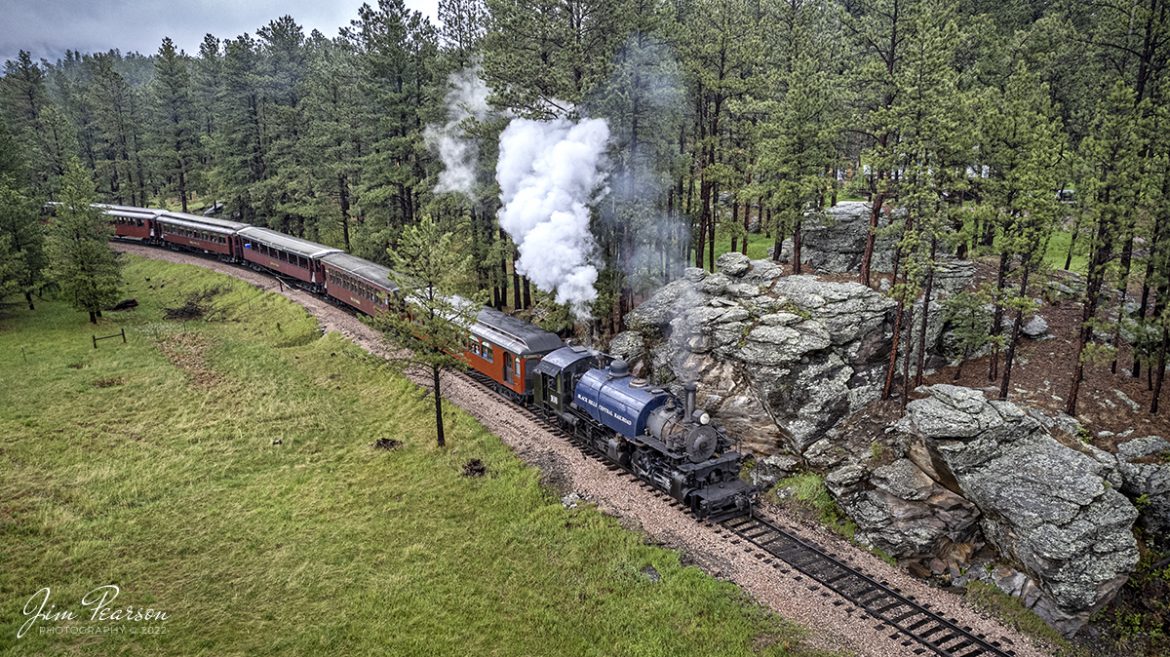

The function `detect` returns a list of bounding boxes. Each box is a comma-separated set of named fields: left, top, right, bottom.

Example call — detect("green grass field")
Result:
left=705, top=211, right=1088, bottom=276
left=0, top=256, right=830, bottom=657
left=712, top=232, right=776, bottom=262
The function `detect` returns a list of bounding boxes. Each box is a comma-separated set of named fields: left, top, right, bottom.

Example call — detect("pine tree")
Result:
left=588, top=0, right=685, bottom=330
left=873, top=0, right=971, bottom=401
left=751, top=3, right=841, bottom=274
left=0, top=122, right=46, bottom=308
left=0, top=51, right=73, bottom=195
left=1143, top=83, right=1170, bottom=412
left=979, top=65, right=1064, bottom=399
left=1066, top=81, right=1143, bottom=416
left=845, top=0, right=914, bottom=288
left=192, top=35, right=223, bottom=139
left=483, top=0, right=631, bottom=116
left=256, top=16, right=312, bottom=235
left=47, top=160, right=123, bottom=323
left=943, top=286, right=993, bottom=381
left=86, top=53, right=149, bottom=206
left=213, top=34, right=266, bottom=223
left=674, top=0, right=760, bottom=271
left=372, top=216, right=485, bottom=447
left=301, top=34, right=366, bottom=250
left=150, top=37, right=202, bottom=211
left=351, top=0, right=439, bottom=246
left=438, top=0, right=487, bottom=69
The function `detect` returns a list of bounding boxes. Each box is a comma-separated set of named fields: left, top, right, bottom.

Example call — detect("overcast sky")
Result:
left=2, top=0, right=440, bottom=64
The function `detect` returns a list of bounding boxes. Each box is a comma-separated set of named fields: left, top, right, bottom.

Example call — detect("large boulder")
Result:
left=789, top=202, right=897, bottom=274
left=1116, top=436, right=1170, bottom=543
left=622, top=258, right=895, bottom=454
left=897, top=385, right=1140, bottom=636
left=827, top=458, right=981, bottom=561
left=901, top=259, right=977, bottom=373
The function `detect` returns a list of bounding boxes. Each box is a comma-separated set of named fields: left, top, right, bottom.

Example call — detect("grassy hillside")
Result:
left=0, top=256, right=829, bottom=657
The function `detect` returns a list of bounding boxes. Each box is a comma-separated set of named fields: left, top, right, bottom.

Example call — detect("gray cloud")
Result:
left=1, top=0, right=439, bottom=64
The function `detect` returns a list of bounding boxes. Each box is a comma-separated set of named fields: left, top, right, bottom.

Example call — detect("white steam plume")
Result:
left=425, top=67, right=491, bottom=197
left=496, top=117, right=610, bottom=318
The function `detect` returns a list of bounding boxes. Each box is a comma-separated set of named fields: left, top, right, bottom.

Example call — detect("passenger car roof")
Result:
left=237, top=227, right=342, bottom=259
left=320, top=252, right=399, bottom=293
left=95, top=204, right=161, bottom=221
left=156, top=211, right=249, bottom=231
left=471, top=308, right=563, bottom=356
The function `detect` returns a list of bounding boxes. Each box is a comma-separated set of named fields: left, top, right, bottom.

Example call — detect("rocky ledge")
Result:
left=1116, top=436, right=1170, bottom=541
left=614, top=252, right=895, bottom=454
left=895, top=385, right=1140, bottom=636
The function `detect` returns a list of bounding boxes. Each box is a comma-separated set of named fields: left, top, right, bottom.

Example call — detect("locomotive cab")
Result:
left=531, top=345, right=603, bottom=417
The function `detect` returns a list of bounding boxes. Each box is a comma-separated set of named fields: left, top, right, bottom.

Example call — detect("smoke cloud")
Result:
left=496, top=117, right=610, bottom=318
left=425, top=66, right=491, bottom=198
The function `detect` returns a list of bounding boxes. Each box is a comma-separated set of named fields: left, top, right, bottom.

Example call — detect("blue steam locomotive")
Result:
left=532, top=346, right=755, bottom=518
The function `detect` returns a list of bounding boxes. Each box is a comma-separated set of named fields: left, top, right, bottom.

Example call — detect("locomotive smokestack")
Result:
left=684, top=382, right=697, bottom=420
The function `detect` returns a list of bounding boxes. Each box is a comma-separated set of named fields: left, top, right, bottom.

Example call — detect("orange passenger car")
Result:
left=464, top=308, right=563, bottom=400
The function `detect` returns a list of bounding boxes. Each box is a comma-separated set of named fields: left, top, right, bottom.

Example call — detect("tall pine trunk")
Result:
left=914, top=238, right=938, bottom=387
left=1000, top=265, right=1032, bottom=400
left=339, top=174, right=352, bottom=252
left=741, top=198, right=750, bottom=256
left=770, top=209, right=784, bottom=262
left=987, top=250, right=1010, bottom=381
left=1064, top=213, right=1081, bottom=271
left=1109, top=232, right=1135, bottom=374
left=861, top=190, right=884, bottom=287
left=1066, top=199, right=1118, bottom=416
left=730, top=198, right=739, bottom=253
left=792, top=211, right=803, bottom=275
left=432, top=363, right=445, bottom=447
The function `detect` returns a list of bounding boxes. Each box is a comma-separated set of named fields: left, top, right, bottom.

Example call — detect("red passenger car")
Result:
left=465, top=308, right=564, bottom=400
left=237, top=227, right=341, bottom=289
left=155, top=212, right=249, bottom=258
left=98, top=204, right=160, bottom=240
left=320, top=252, right=398, bottom=316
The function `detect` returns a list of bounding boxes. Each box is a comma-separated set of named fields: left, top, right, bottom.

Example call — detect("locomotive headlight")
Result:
left=699, top=412, right=710, bottom=425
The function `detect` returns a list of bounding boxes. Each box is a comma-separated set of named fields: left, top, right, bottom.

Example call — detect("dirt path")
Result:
left=114, top=242, right=1055, bottom=657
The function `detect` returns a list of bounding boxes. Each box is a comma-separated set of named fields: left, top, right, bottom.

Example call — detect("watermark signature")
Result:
left=18, top=585, right=170, bottom=639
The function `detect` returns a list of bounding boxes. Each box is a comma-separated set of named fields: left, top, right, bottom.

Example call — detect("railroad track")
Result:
left=462, top=370, right=1018, bottom=657
left=717, top=516, right=1016, bottom=657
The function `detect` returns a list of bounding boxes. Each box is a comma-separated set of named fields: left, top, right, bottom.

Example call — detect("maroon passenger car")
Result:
left=237, top=227, right=341, bottom=289
left=154, top=212, right=249, bottom=258
left=97, top=204, right=161, bottom=240
left=320, top=252, right=398, bottom=316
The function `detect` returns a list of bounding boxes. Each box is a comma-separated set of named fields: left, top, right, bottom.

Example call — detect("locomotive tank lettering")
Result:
left=599, top=405, right=634, bottom=426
